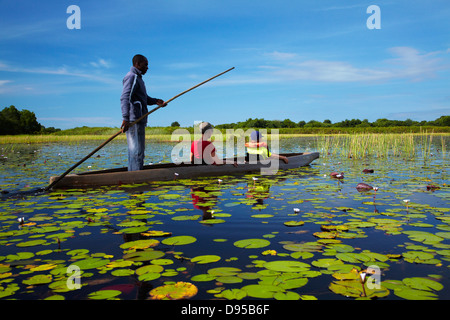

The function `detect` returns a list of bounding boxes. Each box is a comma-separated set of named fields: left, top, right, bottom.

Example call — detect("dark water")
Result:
left=0, top=137, right=448, bottom=300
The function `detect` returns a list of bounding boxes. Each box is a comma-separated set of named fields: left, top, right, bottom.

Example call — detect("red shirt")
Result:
left=191, top=140, right=216, bottom=164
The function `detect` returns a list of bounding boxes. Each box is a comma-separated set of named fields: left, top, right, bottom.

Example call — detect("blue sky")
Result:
left=0, top=0, right=449, bottom=129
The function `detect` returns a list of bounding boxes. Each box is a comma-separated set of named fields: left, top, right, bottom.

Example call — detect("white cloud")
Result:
left=251, top=47, right=449, bottom=84
left=0, top=61, right=116, bottom=84
left=90, top=58, right=111, bottom=69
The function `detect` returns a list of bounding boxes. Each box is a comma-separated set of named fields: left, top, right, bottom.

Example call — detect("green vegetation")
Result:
left=216, top=116, right=450, bottom=130
left=0, top=106, right=60, bottom=135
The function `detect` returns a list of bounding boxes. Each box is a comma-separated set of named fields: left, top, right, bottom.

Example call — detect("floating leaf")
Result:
left=88, top=290, right=122, bottom=300
left=136, top=264, right=164, bottom=275
left=119, top=239, right=159, bottom=251
left=336, top=253, right=371, bottom=263
left=199, top=219, right=226, bottom=224
left=123, top=250, right=165, bottom=262
left=16, top=239, right=47, bottom=247
left=191, top=255, right=221, bottom=264
left=75, top=257, right=110, bottom=270
left=216, top=288, right=247, bottom=300
left=283, top=242, right=322, bottom=252
left=263, top=260, right=310, bottom=273
left=284, top=221, right=305, bottom=227
left=162, top=236, right=197, bottom=246
left=149, top=282, right=198, bottom=300
left=241, top=284, right=283, bottom=299
left=329, top=280, right=390, bottom=299
left=207, top=267, right=241, bottom=276
left=402, top=277, right=443, bottom=292
left=190, top=274, right=217, bottom=282
left=394, top=287, right=438, bottom=300
left=23, top=274, right=52, bottom=286
left=251, top=214, right=274, bottom=218
left=233, top=239, right=270, bottom=249
left=141, top=230, right=172, bottom=237
left=311, top=258, right=343, bottom=269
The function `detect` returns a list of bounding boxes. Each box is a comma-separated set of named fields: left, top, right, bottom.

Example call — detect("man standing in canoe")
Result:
left=120, top=54, right=166, bottom=171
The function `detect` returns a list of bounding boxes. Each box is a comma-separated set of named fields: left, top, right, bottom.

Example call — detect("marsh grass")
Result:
left=315, top=132, right=448, bottom=161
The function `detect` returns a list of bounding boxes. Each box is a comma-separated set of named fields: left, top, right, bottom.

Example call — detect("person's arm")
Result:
left=148, top=96, right=167, bottom=107
left=120, top=75, right=134, bottom=132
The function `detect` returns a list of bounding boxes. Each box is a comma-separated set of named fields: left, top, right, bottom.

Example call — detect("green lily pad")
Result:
left=394, top=287, right=438, bottom=300
left=88, top=290, right=122, bottom=300
left=123, top=250, right=165, bottom=262
left=22, top=274, right=52, bottom=286
left=216, top=288, right=247, bottom=300
left=402, top=277, right=443, bottom=291
left=162, top=236, right=197, bottom=246
left=329, top=279, right=390, bottom=299
left=190, top=274, right=217, bottom=282
left=75, top=257, right=110, bottom=270
left=207, top=267, right=241, bottom=276
left=403, top=251, right=435, bottom=263
left=264, top=260, right=310, bottom=273
left=403, top=231, right=444, bottom=244
left=119, top=239, right=160, bottom=251
left=241, top=284, right=283, bottom=299
left=336, top=253, right=371, bottom=263
left=149, top=282, right=198, bottom=300
left=119, top=226, right=149, bottom=234
left=284, top=221, right=305, bottom=227
left=172, top=215, right=201, bottom=221
left=283, top=242, right=322, bottom=252
left=233, top=238, right=270, bottom=249
left=251, top=214, right=274, bottom=218
left=312, top=258, right=343, bottom=269
left=199, top=219, right=226, bottom=224
left=191, top=255, right=221, bottom=264
left=16, top=239, right=47, bottom=247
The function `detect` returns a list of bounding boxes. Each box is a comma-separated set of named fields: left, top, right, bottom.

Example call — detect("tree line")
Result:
left=0, top=106, right=60, bottom=135
left=215, top=116, right=450, bottom=129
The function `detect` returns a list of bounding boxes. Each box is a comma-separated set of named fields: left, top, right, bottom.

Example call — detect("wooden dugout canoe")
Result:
left=49, top=152, right=320, bottom=188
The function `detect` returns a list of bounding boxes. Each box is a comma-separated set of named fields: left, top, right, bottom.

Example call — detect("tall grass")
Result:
left=315, top=131, right=447, bottom=161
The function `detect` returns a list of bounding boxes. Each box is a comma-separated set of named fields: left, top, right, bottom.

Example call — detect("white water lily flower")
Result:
left=403, top=199, right=410, bottom=204
left=293, top=208, right=300, bottom=213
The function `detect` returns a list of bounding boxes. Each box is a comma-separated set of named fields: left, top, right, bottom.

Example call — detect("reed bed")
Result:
left=315, top=132, right=448, bottom=161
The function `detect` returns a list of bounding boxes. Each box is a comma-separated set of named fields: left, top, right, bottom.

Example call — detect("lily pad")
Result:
left=284, top=221, right=305, bottom=227
left=402, top=277, right=443, bottom=292
left=394, top=287, right=438, bottom=300
left=149, top=282, right=198, bottom=300
left=191, top=255, right=221, bottom=264
left=119, top=239, right=160, bottom=251
left=162, top=236, right=197, bottom=246
left=264, top=260, right=310, bottom=273
left=123, top=250, right=165, bottom=262
left=75, top=257, right=110, bottom=270
left=22, top=274, right=52, bottom=286
left=88, top=290, right=122, bottom=300
left=16, top=239, right=47, bottom=247
left=329, top=279, right=390, bottom=299
left=233, top=238, right=270, bottom=249
left=241, top=284, right=283, bottom=299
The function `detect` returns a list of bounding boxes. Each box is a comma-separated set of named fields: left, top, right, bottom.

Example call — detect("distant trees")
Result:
left=215, top=116, right=449, bottom=130
left=0, top=105, right=60, bottom=135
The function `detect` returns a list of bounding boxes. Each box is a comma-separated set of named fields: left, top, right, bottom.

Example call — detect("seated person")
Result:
left=245, top=130, right=289, bottom=164
left=190, top=122, right=231, bottom=165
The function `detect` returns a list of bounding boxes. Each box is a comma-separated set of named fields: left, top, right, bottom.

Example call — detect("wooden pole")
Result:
left=45, top=67, right=234, bottom=191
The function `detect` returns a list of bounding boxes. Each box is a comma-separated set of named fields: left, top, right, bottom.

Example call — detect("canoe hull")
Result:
left=49, top=152, right=319, bottom=188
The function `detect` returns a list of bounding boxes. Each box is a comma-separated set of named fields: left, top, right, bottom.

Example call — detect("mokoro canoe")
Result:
left=49, top=152, right=319, bottom=188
